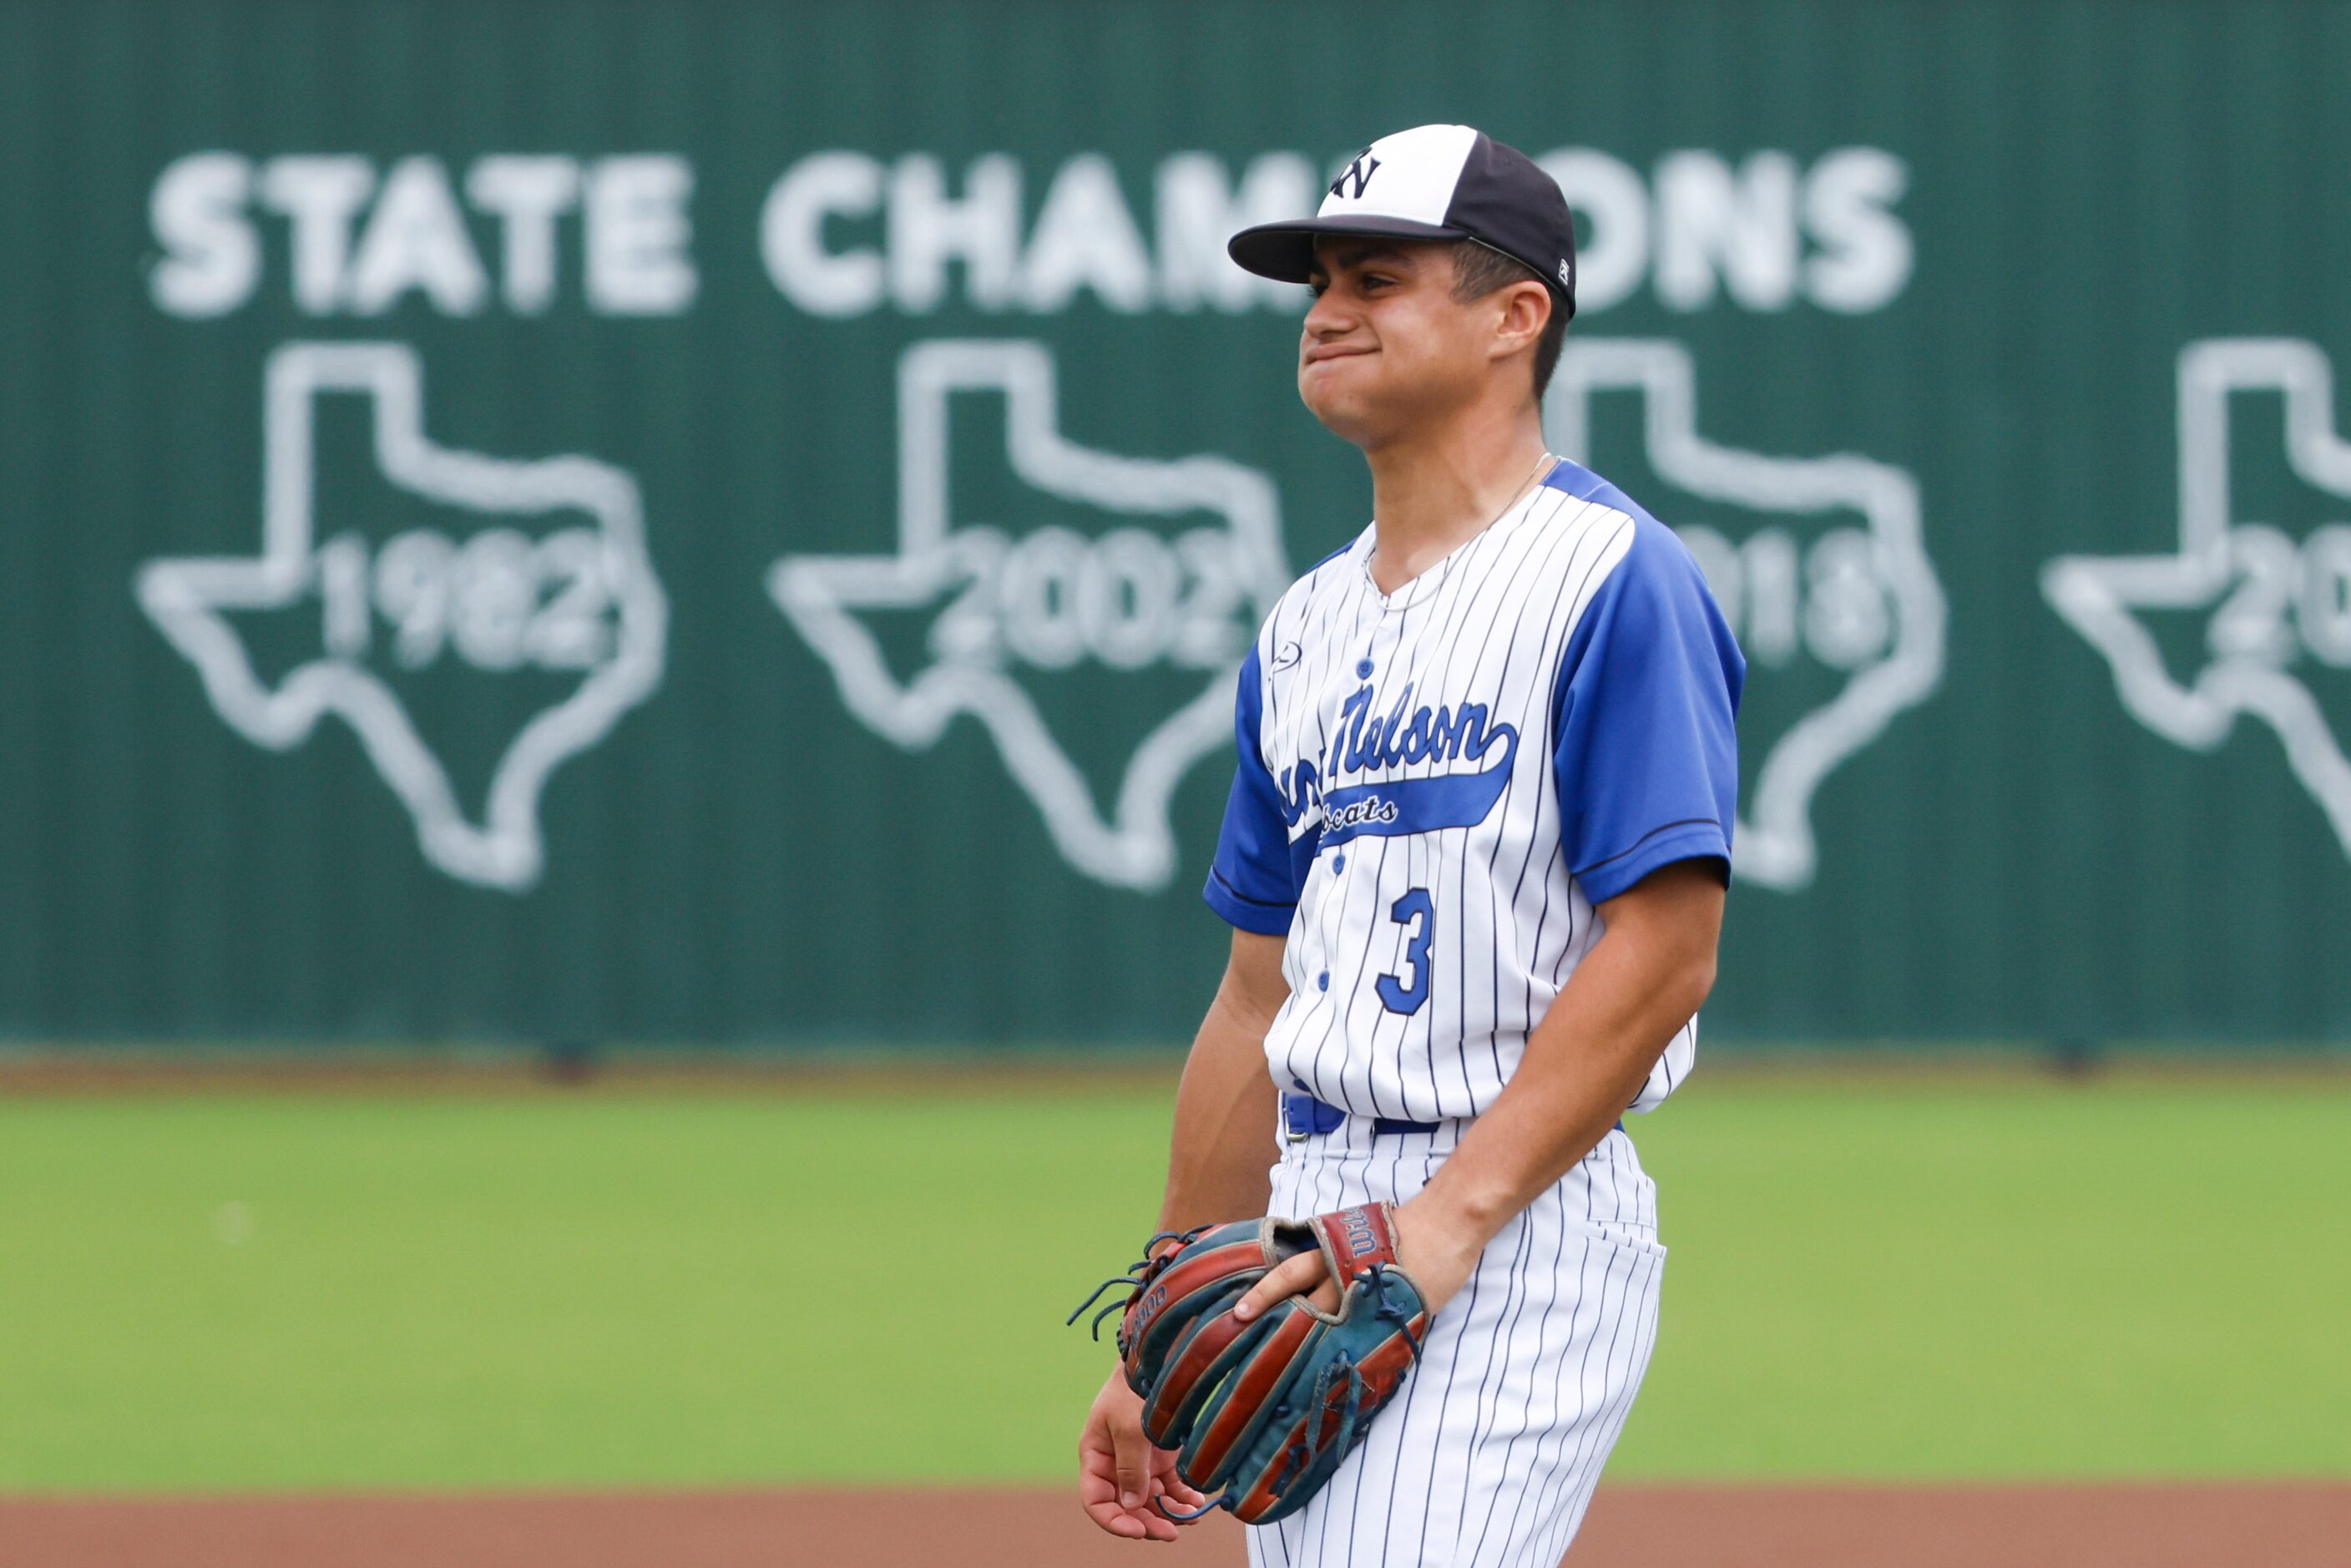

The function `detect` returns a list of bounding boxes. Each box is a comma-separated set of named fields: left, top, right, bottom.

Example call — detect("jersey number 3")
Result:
left=1374, top=888, right=1433, bottom=1015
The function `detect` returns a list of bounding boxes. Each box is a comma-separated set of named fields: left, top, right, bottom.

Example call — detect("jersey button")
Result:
left=1356, top=658, right=1374, bottom=678
left=1332, top=853, right=1346, bottom=873
left=1317, top=971, right=1330, bottom=992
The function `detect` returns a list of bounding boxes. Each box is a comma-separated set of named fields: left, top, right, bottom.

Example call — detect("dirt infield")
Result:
left=4, top=1483, right=2346, bottom=1567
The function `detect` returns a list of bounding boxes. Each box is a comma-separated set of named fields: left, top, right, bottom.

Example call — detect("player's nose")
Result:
left=1302, top=286, right=1356, bottom=344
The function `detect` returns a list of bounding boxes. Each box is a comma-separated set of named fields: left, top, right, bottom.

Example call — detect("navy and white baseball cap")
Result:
left=1228, top=124, right=1577, bottom=321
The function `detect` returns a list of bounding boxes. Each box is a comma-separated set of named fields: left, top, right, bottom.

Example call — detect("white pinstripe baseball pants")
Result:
left=1244, top=1118, right=1665, bottom=1568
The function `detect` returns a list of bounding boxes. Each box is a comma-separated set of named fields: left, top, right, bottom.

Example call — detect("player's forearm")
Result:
left=1156, top=933, right=1287, bottom=1235
left=1413, top=865, right=1722, bottom=1247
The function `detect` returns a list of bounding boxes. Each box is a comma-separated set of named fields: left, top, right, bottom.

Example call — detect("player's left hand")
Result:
left=1230, top=1195, right=1479, bottom=1323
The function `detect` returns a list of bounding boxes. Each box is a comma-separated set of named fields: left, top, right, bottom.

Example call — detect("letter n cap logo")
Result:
left=1329, top=153, right=1380, bottom=201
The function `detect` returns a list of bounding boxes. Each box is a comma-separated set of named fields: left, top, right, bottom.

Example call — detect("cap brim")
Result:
left=1226, top=216, right=1468, bottom=284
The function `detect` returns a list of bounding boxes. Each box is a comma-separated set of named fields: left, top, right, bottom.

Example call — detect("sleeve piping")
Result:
left=1203, top=866, right=1298, bottom=935
left=1573, top=821, right=1731, bottom=907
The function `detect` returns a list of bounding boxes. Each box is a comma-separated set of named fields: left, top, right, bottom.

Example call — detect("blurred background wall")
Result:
left=3, top=0, right=2348, bottom=1050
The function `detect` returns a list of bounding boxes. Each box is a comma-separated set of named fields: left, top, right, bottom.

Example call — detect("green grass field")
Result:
left=2, top=1074, right=2347, bottom=1493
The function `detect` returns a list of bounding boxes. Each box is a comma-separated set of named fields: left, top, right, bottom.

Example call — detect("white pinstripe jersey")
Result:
left=1205, top=458, right=1744, bottom=1122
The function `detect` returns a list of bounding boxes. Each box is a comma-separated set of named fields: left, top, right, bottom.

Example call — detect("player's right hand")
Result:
left=1079, top=1368, right=1208, bottom=1540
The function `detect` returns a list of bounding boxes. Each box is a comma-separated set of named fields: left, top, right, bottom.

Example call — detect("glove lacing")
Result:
left=1064, top=1226, right=1212, bottom=1340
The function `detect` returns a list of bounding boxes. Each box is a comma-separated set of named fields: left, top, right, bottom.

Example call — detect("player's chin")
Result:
left=1298, top=362, right=1386, bottom=434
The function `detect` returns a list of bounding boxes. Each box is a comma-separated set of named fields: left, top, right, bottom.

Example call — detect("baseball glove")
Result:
left=1069, top=1201, right=1432, bottom=1525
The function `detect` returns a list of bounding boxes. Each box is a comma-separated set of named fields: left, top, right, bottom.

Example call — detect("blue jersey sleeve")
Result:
left=1551, top=517, right=1745, bottom=905
left=1203, top=643, right=1316, bottom=934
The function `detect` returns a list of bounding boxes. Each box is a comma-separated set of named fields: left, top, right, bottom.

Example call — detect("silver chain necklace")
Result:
left=1368, top=448, right=1559, bottom=596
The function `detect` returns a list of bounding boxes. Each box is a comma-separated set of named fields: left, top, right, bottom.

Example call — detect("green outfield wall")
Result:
left=3, top=0, right=2348, bottom=1046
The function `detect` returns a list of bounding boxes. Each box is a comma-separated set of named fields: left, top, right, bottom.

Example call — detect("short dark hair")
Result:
left=1449, top=240, right=1567, bottom=400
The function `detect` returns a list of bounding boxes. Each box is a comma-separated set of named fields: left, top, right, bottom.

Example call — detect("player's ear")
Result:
left=1490, top=281, right=1551, bottom=362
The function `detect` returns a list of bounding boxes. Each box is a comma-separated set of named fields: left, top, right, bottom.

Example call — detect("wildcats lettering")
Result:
left=1325, top=796, right=1400, bottom=834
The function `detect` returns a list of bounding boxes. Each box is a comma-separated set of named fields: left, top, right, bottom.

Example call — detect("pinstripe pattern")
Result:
left=1243, top=1126, right=1664, bottom=1568
left=1247, top=473, right=1701, bottom=1124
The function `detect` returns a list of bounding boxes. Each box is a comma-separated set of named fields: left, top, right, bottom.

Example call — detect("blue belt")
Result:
left=1282, top=1080, right=1625, bottom=1142
left=1283, top=1081, right=1438, bottom=1141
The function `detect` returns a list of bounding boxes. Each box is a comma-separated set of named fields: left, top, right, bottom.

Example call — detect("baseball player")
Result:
left=1079, top=124, right=1744, bottom=1565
